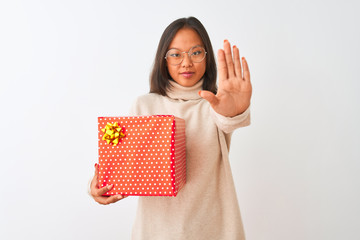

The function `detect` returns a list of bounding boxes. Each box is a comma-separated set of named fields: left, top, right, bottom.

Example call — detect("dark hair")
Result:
left=150, top=16, right=217, bottom=96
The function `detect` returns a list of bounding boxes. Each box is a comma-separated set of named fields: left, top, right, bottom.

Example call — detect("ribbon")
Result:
left=101, top=122, right=125, bottom=146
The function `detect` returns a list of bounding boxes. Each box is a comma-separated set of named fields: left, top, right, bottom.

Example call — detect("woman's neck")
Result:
left=166, top=79, right=203, bottom=100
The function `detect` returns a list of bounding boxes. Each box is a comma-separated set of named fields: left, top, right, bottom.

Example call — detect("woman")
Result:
left=91, top=16, right=252, bottom=239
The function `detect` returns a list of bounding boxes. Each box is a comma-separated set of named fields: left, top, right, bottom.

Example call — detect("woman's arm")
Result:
left=209, top=105, right=250, bottom=134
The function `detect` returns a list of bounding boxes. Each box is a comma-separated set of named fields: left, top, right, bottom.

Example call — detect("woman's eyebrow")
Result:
left=168, top=44, right=203, bottom=51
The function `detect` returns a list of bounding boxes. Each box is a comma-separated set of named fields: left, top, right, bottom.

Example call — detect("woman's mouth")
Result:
left=180, top=72, right=194, bottom=78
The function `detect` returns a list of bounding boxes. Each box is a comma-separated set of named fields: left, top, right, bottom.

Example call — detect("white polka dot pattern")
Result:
left=98, top=115, right=186, bottom=197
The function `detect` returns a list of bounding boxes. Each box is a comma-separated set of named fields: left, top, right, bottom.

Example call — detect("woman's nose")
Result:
left=181, top=53, right=193, bottom=67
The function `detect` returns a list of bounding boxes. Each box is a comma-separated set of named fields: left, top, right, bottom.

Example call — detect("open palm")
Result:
left=200, top=40, right=252, bottom=117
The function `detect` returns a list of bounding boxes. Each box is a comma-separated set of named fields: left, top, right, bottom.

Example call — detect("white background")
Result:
left=0, top=0, right=359, bottom=239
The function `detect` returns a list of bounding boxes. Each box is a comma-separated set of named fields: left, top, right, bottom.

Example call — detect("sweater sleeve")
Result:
left=210, top=105, right=251, bottom=134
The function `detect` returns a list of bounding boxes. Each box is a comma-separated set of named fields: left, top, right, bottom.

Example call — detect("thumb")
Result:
left=199, top=90, right=219, bottom=106
left=94, top=163, right=99, bottom=178
left=91, top=163, right=99, bottom=189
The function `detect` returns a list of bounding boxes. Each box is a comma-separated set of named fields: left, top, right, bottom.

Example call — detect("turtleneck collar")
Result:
left=166, top=79, right=203, bottom=100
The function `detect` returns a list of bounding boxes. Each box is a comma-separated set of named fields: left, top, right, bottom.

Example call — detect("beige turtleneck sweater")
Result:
left=129, top=79, right=250, bottom=240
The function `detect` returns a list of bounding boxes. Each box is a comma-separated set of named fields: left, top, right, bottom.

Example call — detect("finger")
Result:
left=104, top=194, right=125, bottom=205
left=94, top=184, right=113, bottom=197
left=224, top=40, right=235, bottom=78
left=233, top=45, right=242, bottom=78
left=95, top=194, right=124, bottom=205
left=217, top=49, right=227, bottom=81
left=242, top=57, right=250, bottom=82
left=199, top=90, right=219, bottom=107
left=94, top=163, right=98, bottom=178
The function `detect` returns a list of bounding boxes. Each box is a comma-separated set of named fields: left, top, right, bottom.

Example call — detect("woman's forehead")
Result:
left=168, top=28, right=204, bottom=50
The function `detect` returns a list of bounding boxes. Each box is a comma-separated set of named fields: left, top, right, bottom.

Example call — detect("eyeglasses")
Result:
left=165, top=45, right=207, bottom=65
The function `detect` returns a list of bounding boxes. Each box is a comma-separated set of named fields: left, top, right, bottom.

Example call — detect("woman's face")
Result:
left=166, top=28, right=206, bottom=87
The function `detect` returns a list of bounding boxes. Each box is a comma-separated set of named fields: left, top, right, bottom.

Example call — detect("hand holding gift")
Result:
left=90, top=163, right=127, bottom=205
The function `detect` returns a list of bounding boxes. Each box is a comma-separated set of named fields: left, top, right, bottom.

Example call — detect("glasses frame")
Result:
left=165, top=45, right=207, bottom=66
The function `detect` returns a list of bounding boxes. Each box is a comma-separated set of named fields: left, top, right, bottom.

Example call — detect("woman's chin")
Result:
left=173, top=77, right=201, bottom=87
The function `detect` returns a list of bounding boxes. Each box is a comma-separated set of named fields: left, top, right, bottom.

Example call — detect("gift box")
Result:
left=98, top=115, right=186, bottom=196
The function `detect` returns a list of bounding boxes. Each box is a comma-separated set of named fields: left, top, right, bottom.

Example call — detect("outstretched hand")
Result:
left=199, top=40, right=252, bottom=117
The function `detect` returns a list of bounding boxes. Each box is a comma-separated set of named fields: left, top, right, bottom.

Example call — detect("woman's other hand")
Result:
left=200, top=40, right=252, bottom=117
left=90, top=163, right=127, bottom=205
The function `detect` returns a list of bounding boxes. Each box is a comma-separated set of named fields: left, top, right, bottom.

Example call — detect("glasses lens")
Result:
left=190, top=46, right=206, bottom=63
left=166, top=49, right=182, bottom=65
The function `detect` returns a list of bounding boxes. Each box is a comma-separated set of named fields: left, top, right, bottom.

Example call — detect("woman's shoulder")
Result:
left=130, top=93, right=166, bottom=115
left=135, top=93, right=164, bottom=102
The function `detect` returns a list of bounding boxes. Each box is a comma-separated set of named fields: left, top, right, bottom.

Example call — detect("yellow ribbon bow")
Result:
left=101, top=122, right=125, bottom=146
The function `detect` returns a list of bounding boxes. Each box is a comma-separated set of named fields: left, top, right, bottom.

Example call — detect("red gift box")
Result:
left=98, top=115, right=186, bottom=196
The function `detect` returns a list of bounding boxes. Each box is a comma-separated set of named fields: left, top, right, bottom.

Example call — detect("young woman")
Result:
left=90, top=16, right=252, bottom=240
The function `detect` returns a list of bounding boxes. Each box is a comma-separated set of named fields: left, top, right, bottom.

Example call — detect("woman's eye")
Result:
left=170, top=53, right=181, bottom=58
left=192, top=51, right=202, bottom=56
